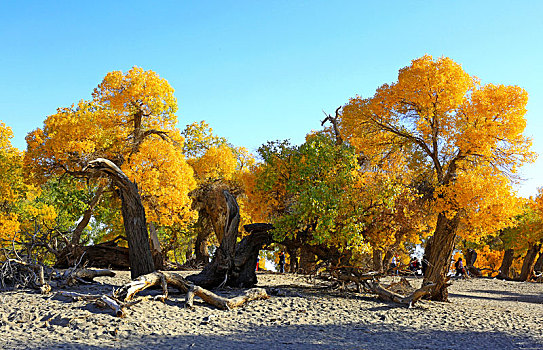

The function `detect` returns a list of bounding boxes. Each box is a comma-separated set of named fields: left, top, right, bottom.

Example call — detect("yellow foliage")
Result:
left=25, top=68, right=197, bottom=235
left=341, top=55, right=535, bottom=252
left=473, top=246, right=503, bottom=276
left=122, top=137, right=197, bottom=227
left=0, top=121, right=25, bottom=243
left=189, top=144, right=237, bottom=181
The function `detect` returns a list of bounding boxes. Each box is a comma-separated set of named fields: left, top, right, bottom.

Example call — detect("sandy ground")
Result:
left=1, top=270, right=542, bottom=350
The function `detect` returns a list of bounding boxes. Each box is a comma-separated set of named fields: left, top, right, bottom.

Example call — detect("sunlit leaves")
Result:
left=25, top=68, right=196, bottom=242
left=341, top=55, right=535, bottom=251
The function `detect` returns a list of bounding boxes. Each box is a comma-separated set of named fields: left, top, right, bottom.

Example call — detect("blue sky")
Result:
left=1, top=1, right=542, bottom=197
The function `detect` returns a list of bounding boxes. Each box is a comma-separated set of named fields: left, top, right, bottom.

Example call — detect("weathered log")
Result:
left=84, top=158, right=155, bottom=279
left=55, top=241, right=130, bottom=269
left=66, top=268, right=116, bottom=284
left=362, top=279, right=435, bottom=308
left=114, top=271, right=268, bottom=312
left=57, top=291, right=141, bottom=317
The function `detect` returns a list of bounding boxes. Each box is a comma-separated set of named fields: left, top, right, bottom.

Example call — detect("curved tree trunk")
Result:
left=422, top=213, right=461, bottom=301
left=231, top=224, right=274, bottom=287
left=84, top=158, right=155, bottom=279
left=54, top=185, right=105, bottom=267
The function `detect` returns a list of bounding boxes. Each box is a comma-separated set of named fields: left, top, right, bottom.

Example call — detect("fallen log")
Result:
left=362, top=279, right=435, bottom=308
left=114, top=271, right=269, bottom=311
left=57, top=291, right=142, bottom=317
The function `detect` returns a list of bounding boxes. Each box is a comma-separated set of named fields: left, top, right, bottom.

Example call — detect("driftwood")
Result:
left=55, top=238, right=130, bottom=269
left=327, top=267, right=435, bottom=308
left=57, top=291, right=142, bottom=317
left=115, top=271, right=269, bottom=311
left=362, top=279, right=435, bottom=308
left=0, top=259, right=115, bottom=293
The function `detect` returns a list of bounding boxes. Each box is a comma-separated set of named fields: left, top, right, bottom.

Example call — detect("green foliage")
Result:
left=255, top=133, right=366, bottom=250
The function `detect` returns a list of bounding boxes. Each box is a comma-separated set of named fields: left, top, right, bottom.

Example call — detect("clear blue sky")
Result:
left=1, top=1, right=542, bottom=197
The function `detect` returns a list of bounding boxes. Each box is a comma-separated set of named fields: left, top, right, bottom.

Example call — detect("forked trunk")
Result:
left=187, top=190, right=275, bottom=289
left=422, top=213, right=461, bottom=301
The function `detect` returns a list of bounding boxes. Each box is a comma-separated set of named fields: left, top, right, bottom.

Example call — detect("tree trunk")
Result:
left=149, top=222, right=164, bottom=270
left=186, top=190, right=240, bottom=288
left=518, top=243, right=541, bottom=281
left=422, top=213, right=461, bottom=301
left=187, top=193, right=274, bottom=289
left=498, top=249, right=515, bottom=280
left=372, top=249, right=384, bottom=273
left=72, top=185, right=105, bottom=245
left=193, top=216, right=213, bottom=265
left=534, top=250, right=543, bottom=274
left=84, top=158, right=155, bottom=279
left=231, top=224, right=273, bottom=287
left=287, top=247, right=298, bottom=273
left=299, top=246, right=317, bottom=274
left=382, top=249, right=394, bottom=272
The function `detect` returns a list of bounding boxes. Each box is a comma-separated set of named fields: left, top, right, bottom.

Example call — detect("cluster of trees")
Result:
left=1, top=56, right=541, bottom=301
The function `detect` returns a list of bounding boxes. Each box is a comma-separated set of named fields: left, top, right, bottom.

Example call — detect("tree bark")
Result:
left=372, top=249, right=384, bottom=273
left=298, top=246, right=317, bottom=274
left=422, top=213, right=461, bottom=301
left=186, top=190, right=240, bottom=288
left=498, top=249, right=515, bottom=280
left=84, top=158, right=155, bottom=279
left=193, top=215, right=213, bottom=264
left=287, top=247, right=298, bottom=273
left=148, top=223, right=164, bottom=270
left=534, top=250, right=543, bottom=274
left=518, top=243, right=541, bottom=281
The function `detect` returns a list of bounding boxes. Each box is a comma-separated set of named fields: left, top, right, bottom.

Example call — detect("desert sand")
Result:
left=1, top=270, right=542, bottom=349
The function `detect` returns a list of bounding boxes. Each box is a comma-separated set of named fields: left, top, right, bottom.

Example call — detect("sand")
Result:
left=1, top=270, right=542, bottom=350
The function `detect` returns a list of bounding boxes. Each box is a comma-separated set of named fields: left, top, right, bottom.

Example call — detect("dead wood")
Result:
left=362, top=279, right=435, bottom=308
left=55, top=240, right=130, bottom=269
left=1, top=258, right=115, bottom=293
left=114, top=271, right=269, bottom=312
left=57, top=291, right=142, bottom=317
left=0, top=259, right=52, bottom=293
